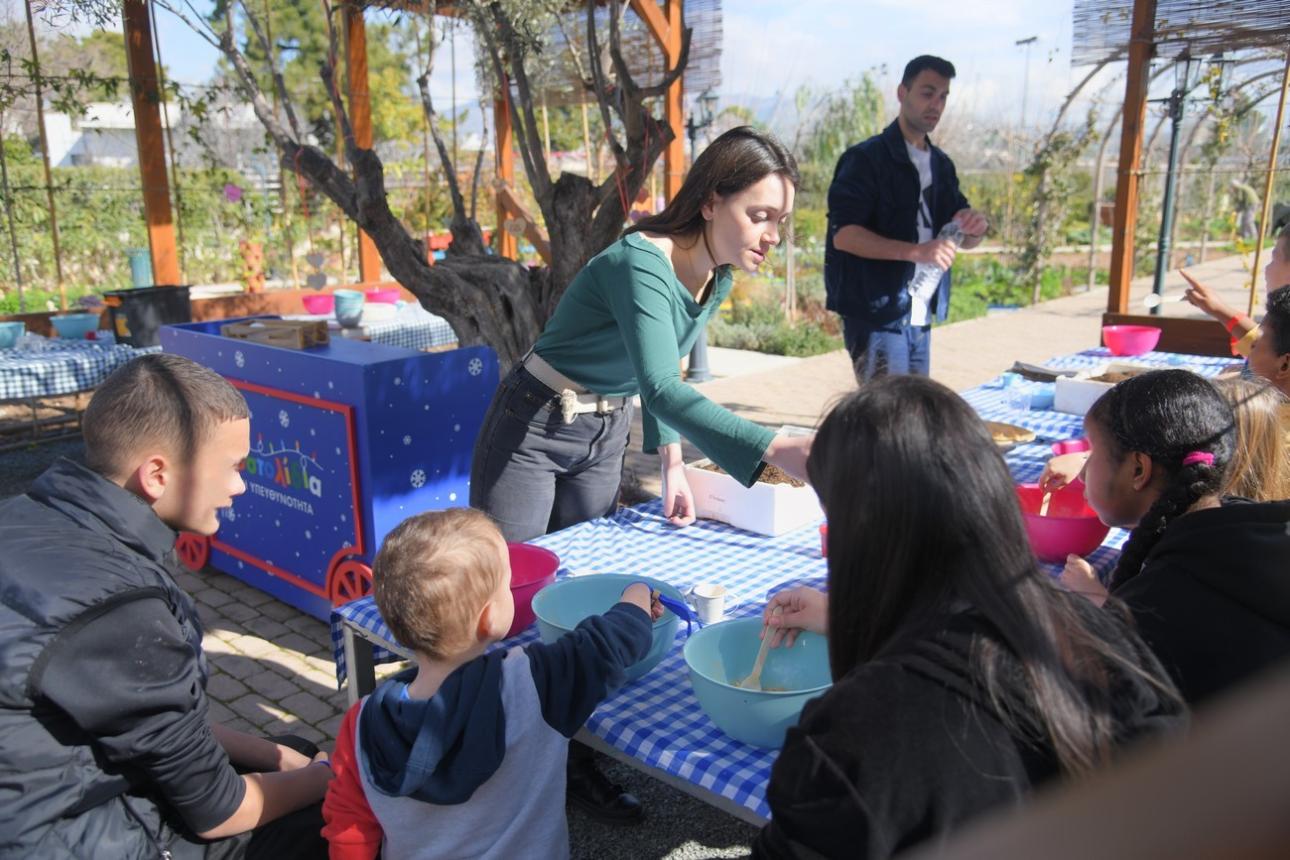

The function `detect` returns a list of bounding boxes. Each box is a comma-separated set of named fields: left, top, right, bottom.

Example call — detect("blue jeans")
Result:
left=469, top=365, right=634, bottom=543
left=841, top=317, right=931, bottom=381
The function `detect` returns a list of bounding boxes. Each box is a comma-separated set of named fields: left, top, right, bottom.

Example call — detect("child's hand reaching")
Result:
left=1059, top=555, right=1109, bottom=607
left=1180, top=269, right=1238, bottom=322
left=762, top=586, right=828, bottom=648
left=621, top=582, right=664, bottom=620
left=1039, top=452, right=1089, bottom=492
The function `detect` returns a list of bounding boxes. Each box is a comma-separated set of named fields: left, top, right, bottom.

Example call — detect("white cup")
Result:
left=687, top=583, right=727, bottom=624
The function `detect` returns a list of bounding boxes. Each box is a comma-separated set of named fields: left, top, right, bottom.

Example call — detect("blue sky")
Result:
left=50, top=1, right=1085, bottom=131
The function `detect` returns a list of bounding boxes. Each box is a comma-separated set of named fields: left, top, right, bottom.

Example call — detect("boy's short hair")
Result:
left=1264, top=285, right=1290, bottom=356
left=373, top=509, right=508, bottom=661
left=83, top=353, right=249, bottom=478
left=902, top=55, right=956, bottom=87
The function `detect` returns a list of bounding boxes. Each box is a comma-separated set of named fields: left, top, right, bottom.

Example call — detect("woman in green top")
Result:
left=470, top=127, right=813, bottom=544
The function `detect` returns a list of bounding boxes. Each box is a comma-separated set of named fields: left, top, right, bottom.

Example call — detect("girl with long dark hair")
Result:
left=470, top=127, right=811, bottom=544
left=1061, top=370, right=1290, bottom=705
left=752, top=376, right=1184, bottom=859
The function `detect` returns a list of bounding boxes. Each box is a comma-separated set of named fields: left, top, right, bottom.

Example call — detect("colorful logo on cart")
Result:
left=243, top=436, right=325, bottom=498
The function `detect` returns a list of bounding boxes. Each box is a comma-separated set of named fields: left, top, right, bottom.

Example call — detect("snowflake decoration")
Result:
left=304, top=529, right=312, bottom=540
left=448, top=492, right=457, bottom=502
left=394, top=376, right=402, bottom=386
left=410, top=469, right=427, bottom=489
left=453, top=423, right=460, bottom=433
left=278, top=410, right=290, bottom=428
left=468, top=358, right=483, bottom=376
left=402, top=435, right=412, bottom=446
left=234, top=351, right=245, bottom=368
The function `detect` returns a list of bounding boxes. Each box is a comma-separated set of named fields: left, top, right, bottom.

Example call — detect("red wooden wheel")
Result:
left=176, top=532, right=210, bottom=571
left=327, top=557, right=374, bottom=605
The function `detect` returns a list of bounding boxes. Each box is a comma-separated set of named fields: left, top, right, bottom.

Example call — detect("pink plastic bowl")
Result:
left=506, top=543, right=560, bottom=638
left=365, top=287, right=402, bottom=304
left=301, top=293, right=334, bottom=314
left=1102, top=324, right=1161, bottom=356
left=1016, top=481, right=1111, bottom=563
left=1051, top=438, right=1091, bottom=456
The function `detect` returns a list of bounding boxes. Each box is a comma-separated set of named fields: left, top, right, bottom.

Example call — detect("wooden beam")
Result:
left=1106, top=0, right=1157, bottom=314
left=344, top=4, right=381, bottom=283
left=663, top=0, right=684, bottom=202
left=630, top=0, right=670, bottom=49
left=1247, top=50, right=1290, bottom=316
left=494, top=180, right=552, bottom=264
left=494, top=75, right=518, bottom=259
left=123, top=0, right=179, bottom=286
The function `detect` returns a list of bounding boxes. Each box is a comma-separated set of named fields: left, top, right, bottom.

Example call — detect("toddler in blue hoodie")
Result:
left=321, top=508, right=658, bottom=859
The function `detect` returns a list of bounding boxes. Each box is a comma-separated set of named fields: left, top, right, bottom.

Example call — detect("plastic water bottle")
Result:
left=908, top=220, right=964, bottom=299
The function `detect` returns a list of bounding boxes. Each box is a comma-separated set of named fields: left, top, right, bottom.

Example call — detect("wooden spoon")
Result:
left=737, top=607, right=783, bottom=691
left=1039, top=491, right=1053, bottom=517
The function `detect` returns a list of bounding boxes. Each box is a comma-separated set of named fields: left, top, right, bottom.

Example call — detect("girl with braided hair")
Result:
left=1061, top=369, right=1290, bottom=705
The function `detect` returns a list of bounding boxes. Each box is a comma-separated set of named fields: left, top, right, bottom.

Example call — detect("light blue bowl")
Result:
left=50, top=313, right=100, bottom=339
left=531, top=573, right=683, bottom=683
left=0, top=321, right=24, bottom=348
left=683, top=618, right=832, bottom=748
left=333, top=289, right=365, bottom=327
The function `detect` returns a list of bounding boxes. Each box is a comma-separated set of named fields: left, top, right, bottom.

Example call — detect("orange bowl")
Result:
left=1016, top=482, right=1111, bottom=563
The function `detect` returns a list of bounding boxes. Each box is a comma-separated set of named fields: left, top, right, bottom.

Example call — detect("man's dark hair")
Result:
left=902, top=55, right=956, bottom=87
left=83, top=353, right=248, bottom=478
left=1264, top=285, right=1290, bottom=357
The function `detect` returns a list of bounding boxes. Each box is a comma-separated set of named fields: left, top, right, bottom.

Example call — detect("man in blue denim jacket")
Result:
left=825, top=55, right=989, bottom=380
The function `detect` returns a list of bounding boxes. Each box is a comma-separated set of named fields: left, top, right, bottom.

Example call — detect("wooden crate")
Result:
left=220, top=319, right=330, bottom=350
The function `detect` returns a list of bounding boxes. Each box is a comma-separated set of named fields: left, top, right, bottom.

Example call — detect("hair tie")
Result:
left=1181, top=451, right=1215, bottom=467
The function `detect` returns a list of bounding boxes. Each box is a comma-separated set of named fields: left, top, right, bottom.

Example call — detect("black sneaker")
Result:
left=566, top=752, right=644, bottom=824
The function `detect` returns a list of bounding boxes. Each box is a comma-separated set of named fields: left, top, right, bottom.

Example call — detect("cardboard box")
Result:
left=683, top=459, right=823, bottom=536
left=1053, top=362, right=1155, bottom=415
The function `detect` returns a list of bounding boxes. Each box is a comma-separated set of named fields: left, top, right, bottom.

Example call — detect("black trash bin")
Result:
left=103, top=285, right=192, bottom=347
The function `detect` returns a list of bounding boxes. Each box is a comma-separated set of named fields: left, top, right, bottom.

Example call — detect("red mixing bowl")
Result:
left=506, top=543, right=559, bottom=637
left=301, top=293, right=334, bottom=314
left=1015, top=481, right=1111, bottom=563
left=365, top=287, right=402, bottom=304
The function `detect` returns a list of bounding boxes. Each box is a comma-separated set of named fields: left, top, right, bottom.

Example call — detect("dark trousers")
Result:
left=842, top=316, right=932, bottom=381
left=470, top=365, right=634, bottom=543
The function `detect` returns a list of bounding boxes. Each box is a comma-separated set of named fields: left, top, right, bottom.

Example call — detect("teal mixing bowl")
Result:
left=0, top=321, right=24, bottom=348
left=531, top=573, right=684, bottom=682
left=50, top=313, right=100, bottom=339
left=683, top=617, right=831, bottom=748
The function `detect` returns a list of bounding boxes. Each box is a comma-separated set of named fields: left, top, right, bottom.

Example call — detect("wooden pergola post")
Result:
left=631, top=0, right=685, bottom=202
left=344, top=3, right=381, bottom=283
left=494, top=74, right=517, bottom=260
left=123, top=0, right=179, bottom=286
left=1106, top=0, right=1157, bottom=314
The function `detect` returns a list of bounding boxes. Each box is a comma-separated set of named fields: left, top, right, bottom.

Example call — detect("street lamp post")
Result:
left=685, top=90, right=719, bottom=383
left=1151, top=51, right=1205, bottom=311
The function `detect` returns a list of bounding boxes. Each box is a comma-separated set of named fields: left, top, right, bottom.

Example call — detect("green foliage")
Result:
left=1017, top=109, right=1097, bottom=301
left=792, top=73, right=885, bottom=208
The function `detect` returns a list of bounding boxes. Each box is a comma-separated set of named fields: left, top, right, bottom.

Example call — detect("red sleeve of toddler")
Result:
left=321, top=703, right=383, bottom=860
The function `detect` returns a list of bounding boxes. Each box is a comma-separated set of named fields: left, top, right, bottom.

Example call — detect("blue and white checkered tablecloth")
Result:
left=963, top=348, right=1243, bottom=443
left=362, top=305, right=457, bottom=351
left=0, top=341, right=162, bottom=400
left=326, top=347, right=1231, bottom=821
left=332, top=499, right=827, bottom=820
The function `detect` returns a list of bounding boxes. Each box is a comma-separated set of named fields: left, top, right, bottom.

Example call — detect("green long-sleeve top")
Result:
left=533, top=233, right=774, bottom=487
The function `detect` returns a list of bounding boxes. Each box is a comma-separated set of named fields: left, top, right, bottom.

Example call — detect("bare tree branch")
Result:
left=318, top=1, right=358, bottom=162
left=486, top=2, right=554, bottom=205
left=606, top=0, right=690, bottom=100
left=586, top=1, right=626, bottom=168
left=472, top=106, right=487, bottom=222
left=238, top=0, right=305, bottom=141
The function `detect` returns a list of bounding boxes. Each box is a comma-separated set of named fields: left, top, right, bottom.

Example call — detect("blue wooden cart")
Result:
left=161, top=317, right=497, bottom=620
